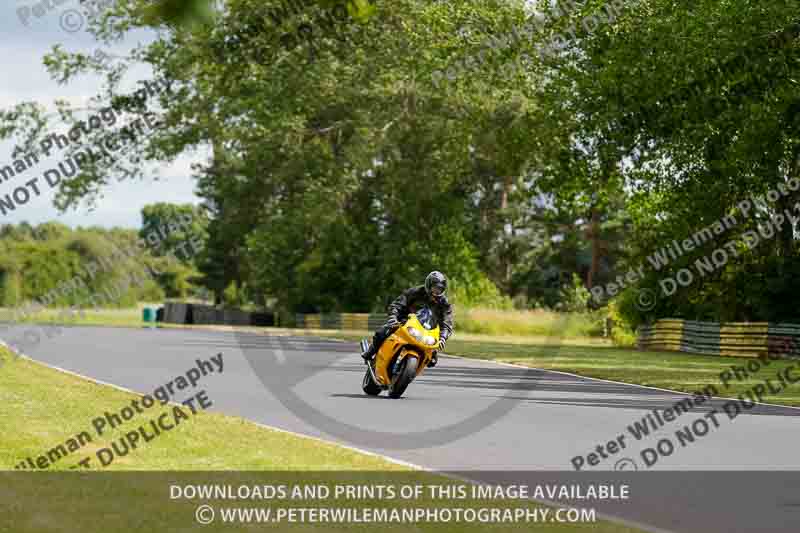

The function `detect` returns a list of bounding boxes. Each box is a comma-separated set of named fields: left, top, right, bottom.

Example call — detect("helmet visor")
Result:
left=430, top=285, right=445, bottom=297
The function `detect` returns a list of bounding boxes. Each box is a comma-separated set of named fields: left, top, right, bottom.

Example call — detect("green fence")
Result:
left=637, top=319, right=800, bottom=358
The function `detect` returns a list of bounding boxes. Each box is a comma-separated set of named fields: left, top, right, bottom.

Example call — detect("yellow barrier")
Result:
left=638, top=319, right=799, bottom=359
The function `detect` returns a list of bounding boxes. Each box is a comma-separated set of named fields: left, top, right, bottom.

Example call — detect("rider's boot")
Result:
left=360, top=344, right=376, bottom=362
left=361, top=336, right=380, bottom=362
left=361, top=328, right=388, bottom=362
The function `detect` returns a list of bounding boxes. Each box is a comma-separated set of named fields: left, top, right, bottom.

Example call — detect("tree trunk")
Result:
left=587, top=207, right=600, bottom=289
left=780, top=147, right=800, bottom=258
left=587, top=156, right=617, bottom=290
left=500, top=175, right=512, bottom=210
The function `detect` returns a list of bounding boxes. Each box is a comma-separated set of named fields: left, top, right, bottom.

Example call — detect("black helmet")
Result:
left=425, top=271, right=448, bottom=301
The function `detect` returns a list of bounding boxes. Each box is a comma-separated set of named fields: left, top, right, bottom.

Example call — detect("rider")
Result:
left=361, top=271, right=454, bottom=368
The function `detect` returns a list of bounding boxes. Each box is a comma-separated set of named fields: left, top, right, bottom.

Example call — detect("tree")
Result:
left=139, top=202, right=207, bottom=264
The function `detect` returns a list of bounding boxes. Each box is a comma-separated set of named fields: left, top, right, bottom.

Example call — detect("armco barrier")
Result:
left=637, top=319, right=800, bottom=358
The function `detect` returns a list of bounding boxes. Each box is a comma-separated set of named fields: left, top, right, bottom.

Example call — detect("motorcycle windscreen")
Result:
left=416, top=307, right=436, bottom=330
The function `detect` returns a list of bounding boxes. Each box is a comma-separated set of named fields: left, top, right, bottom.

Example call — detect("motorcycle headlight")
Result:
left=407, top=327, right=422, bottom=340
left=423, top=335, right=436, bottom=346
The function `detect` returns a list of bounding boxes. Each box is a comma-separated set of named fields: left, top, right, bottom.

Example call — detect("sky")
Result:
left=0, top=0, right=204, bottom=229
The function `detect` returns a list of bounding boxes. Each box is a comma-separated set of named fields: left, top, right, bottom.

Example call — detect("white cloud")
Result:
left=0, top=2, right=203, bottom=229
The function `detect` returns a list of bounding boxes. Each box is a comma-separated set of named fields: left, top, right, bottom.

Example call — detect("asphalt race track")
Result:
left=4, top=325, right=800, bottom=533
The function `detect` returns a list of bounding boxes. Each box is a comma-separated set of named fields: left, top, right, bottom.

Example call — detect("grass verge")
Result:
left=0, top=348, right=403, bottom=471
left=458, top=308, right=605, bottom=338
left=0, top=304, right=157, bottom=328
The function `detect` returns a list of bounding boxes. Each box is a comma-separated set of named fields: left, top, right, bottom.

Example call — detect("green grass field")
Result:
left=0, top=348, right=641, bottom=533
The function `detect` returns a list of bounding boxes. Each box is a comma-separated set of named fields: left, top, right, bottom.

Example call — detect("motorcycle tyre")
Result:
left=389, top=356, right=418, bottom=399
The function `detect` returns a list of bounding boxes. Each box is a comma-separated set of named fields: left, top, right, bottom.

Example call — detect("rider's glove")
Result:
left=438, top=337, right=447, bottom=352
left=386, top=316, right=401, bottom=329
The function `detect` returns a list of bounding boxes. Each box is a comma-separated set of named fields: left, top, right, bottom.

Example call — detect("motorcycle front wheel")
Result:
left=388, top=356, right=418, bottom=399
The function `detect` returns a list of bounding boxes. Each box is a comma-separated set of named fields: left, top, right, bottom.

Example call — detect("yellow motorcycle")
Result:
left=360, top=308, right=439, bottom=399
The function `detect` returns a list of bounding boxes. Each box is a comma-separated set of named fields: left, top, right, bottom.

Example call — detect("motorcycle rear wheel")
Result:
left=389, top=356, right=418, bottom=399
left=362, top=367, right=382, bottom=396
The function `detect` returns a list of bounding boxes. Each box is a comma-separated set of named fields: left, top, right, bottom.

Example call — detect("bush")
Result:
left=223, top=281, right=249, bottom=308
left=607, top=299, right=637, bottom=346
left=449, top=274, right=513, bottom=310
left=0, top=266, right=22, bottom=307
left=458, top=307, right=605, bottom=338
left=555, top=273, right=591, bottom=312
left=151, top=257, right=196, bottom=299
